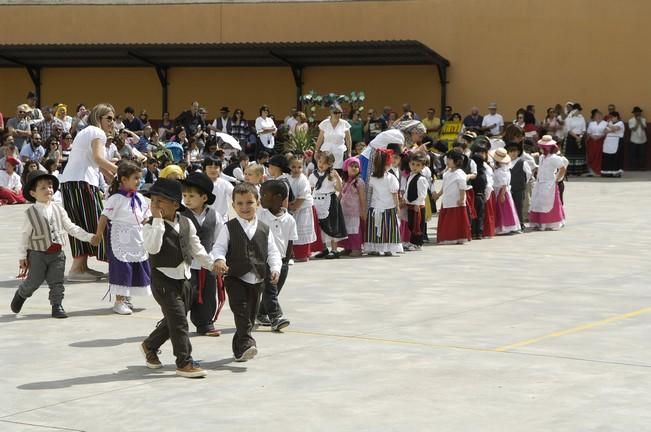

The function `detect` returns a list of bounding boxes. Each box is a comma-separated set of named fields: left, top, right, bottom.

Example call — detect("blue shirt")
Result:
left=19, top=143, right=46, bottom=162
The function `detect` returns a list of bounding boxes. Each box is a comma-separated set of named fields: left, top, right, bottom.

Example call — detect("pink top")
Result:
left=340, top=177, right=365, bottom=218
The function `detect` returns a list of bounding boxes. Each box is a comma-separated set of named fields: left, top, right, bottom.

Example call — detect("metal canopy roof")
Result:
left=0, top=40, right=449, bottom=69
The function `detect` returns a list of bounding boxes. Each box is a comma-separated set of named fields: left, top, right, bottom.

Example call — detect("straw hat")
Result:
left=537, top=135, right=558, bottom=149
left=491, top=147, right=511, bottom=164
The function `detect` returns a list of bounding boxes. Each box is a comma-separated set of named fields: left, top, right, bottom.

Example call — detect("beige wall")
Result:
left=1, top=0, right=649, bottom=120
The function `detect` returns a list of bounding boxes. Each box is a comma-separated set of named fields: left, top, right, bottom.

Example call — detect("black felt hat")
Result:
left=144, top=178, right=185, bottom=211
left=24, top=170, right=59, bottom=203
left=180, top=172, right=216, bottom=205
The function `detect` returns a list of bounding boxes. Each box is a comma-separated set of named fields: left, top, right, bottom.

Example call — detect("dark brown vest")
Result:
left=225, top=219, right=269, bottom=280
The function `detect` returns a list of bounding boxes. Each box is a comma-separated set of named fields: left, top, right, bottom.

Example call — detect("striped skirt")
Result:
left=61, top=181, right=107, bottom=261
left=364, top=207, right=403, bottom=254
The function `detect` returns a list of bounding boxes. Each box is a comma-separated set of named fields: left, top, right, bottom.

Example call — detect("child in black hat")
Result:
left=11, top=171, right=99, bottom=318
left=180, top=172, right=224, bottom=337
left=141, top=178, right=217, bottom=378
left=267, top=154, right=295, bottom=204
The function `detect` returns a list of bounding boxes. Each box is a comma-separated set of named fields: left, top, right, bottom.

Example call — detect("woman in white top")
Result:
left=585, top=109, right=607, bottom=176
left=60, top=103, right=118, bottom=281
left=315, top=104, right=352, bottom=171
left=601, top=112, right=625, bottom=177
left=255, top=105, right=277, bottom=157
left=529, top=135, right=567, bottom=230
left=564, top=103, right=587, bottom=176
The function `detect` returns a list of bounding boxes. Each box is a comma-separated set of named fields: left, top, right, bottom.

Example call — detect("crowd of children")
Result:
left=7, top=114, right=570, bottom=379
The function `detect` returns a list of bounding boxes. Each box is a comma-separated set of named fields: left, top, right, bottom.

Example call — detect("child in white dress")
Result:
left=96, top=161, right=151, bottom=315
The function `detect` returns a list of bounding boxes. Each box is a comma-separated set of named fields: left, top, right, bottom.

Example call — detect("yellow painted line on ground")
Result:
left=494, top=306, right=651, bottom=352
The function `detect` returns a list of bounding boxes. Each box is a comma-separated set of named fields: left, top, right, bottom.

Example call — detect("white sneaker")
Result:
left=234, top=346, right=258, bottom=362
left=288, top=259, right=295, bottom=266
left=113, top=301, right=133, bottom=315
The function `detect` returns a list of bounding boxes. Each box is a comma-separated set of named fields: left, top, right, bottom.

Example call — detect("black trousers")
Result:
left=511, top=189, right=526, bottom=228
left=190, top=268, right=217, bottom=333
left=471, top=193, right=486, bottom=238
left=144, top=270, right=193, bottom=368
left=225, top=276, right=262, bottom=358
left=258, top=263, right=289, bottom=320
left=407, top=206, right=426, bottom=246
left=630, top=143, right=647, bottom=170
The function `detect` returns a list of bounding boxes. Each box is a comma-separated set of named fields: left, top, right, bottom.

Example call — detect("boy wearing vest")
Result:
left=11, top=171, right=99, bottom=319
left=507, top=143, right=532, bottom=230
left=180, top=172, right=224, bottom=337
left=403, top=152, right=430, bottom=251
left=141, top=178, right=216, bottom=378
left=256, top=180, right=297, bottom=331
left=212, top=183, right=282, bottom=362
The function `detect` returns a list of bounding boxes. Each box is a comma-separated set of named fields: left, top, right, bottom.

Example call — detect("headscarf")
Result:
left=159, top=164, right=186, bottom=180
left=342, top=156, right=360, bottom=172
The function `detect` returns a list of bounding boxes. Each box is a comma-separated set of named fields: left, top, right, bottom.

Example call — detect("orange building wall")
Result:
left=1, top=0, right=649, bottom=120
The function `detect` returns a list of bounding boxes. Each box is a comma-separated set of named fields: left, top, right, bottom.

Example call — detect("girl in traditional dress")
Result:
left=585, top=109, right=607, bottom=176
left=491, top=148, right=521, bottom=235
left=529, top=135, right=567, bottom=230
left=364, top=149, right=403, bottom=256
left=338, top=157, right=366, bottom=257
left=288, top=156, right=316, bottom=262
left=309, top=151, right=347, bottom=259
left=95, top=161, right=151, bottom=314
left=483, top=152, right=496, bottom=238
left=601, top=112, right=625, bottom=177
left=433, top=150, right=471, bottom=245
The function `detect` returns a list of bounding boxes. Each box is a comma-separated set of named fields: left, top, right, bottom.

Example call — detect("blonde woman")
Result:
left=60, top=103, right=118, bottom=281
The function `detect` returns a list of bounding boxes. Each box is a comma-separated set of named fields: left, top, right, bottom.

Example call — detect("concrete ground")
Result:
left=0, top=173, right=650, bottom=432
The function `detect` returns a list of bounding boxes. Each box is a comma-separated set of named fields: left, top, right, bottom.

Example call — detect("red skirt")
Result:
left=293, top=243, right=311, bottom=260
left=586, top=136, right=604, bottom=175
left=483, top=192, right=496, bottom=238
left=436, top=206, right=471, bottom=244
left=465, top=189, right=477, bottom=219
left=310, top=207, right=324, bottom=250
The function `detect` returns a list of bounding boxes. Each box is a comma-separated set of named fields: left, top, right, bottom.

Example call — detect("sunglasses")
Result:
left=103, top=116, right=115, bottom=121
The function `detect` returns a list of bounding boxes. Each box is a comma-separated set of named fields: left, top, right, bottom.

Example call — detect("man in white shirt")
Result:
left=482, top=102, right=504, bottom=137
left=628, top=106, right=647, bottom=170
left=284, top=108, right=298, bottom=131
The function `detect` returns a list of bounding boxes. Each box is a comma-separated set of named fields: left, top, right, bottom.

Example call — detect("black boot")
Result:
left=51, top=304, right=68, bottom=319
left=313, top=248, right=329, bottom=259
left=11, top=291, right=26, bottom=313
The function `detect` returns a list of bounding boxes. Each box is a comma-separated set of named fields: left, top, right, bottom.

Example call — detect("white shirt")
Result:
left=565, top=113, right=586, bottom=136
left=105, top=143, right=119, bottom=161
left=402, top=172, right=429, bottom=206
left=255, top=117, right=277, bottom=149
left=628, top=117, right=647, bottom=144
left=604, top=121, right=625, bottom=154
left=484, top=162, right=494, bottom=196
left=210, top=177, right=234, bottom=223
left=233, top=167, right=245, bottom=182
left=0, top=170, right=21, bottom=192
left=309, top=171, right=337, bottom=194
left=587, top=120, right=608, bottom=138
left=20, top=201, right=94, bottom=259
left=318, top=118, right=351, bottom=169
left=482, top=113, right=504, bottom=136
left=210, top=216, right=282, bottom=284
left=440, top=169, right=467, bottom=209
left=285, top=116, right=298, bottom=131
left=60, top=126, right=106, bottom=187
left=288, top=174, right=313, bottom=208
left=257, top=208, right=298, bottom=258
left=368, top=172, right=399, bottom=210
left=143, top=216, right=214, bottom=280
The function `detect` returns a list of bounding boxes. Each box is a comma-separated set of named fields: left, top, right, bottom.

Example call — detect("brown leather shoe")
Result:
left=176, top=362, right=207, bottom=378
left=140, top=342, right=163, bottom=369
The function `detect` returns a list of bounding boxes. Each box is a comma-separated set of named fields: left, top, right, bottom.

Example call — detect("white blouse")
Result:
left=368, top=172, right=399, bottom=210
left=255, top=116, right=277, bottom=149
left=565, top=114, right=586, bottom=136
left=289, top=173, right=313, bottom=208
left=587, top=120, right=608, bottom=138
left=604, top=121, right=625, bottom=154
left=309, top=171, right=337, bottom=194
left=440, top=169, right=467, bottom=209
left=60, top=126, right=106, bottom=187
left=318, top=118, right=351, bottom=169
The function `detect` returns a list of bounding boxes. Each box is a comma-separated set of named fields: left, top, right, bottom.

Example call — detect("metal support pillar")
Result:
left=155, top=66, right=169, bottom=116
left=437, top=63, right=448, bottom=115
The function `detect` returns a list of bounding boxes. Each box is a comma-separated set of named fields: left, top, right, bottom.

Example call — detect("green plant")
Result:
left=284, top=128, right=316, bottom=153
